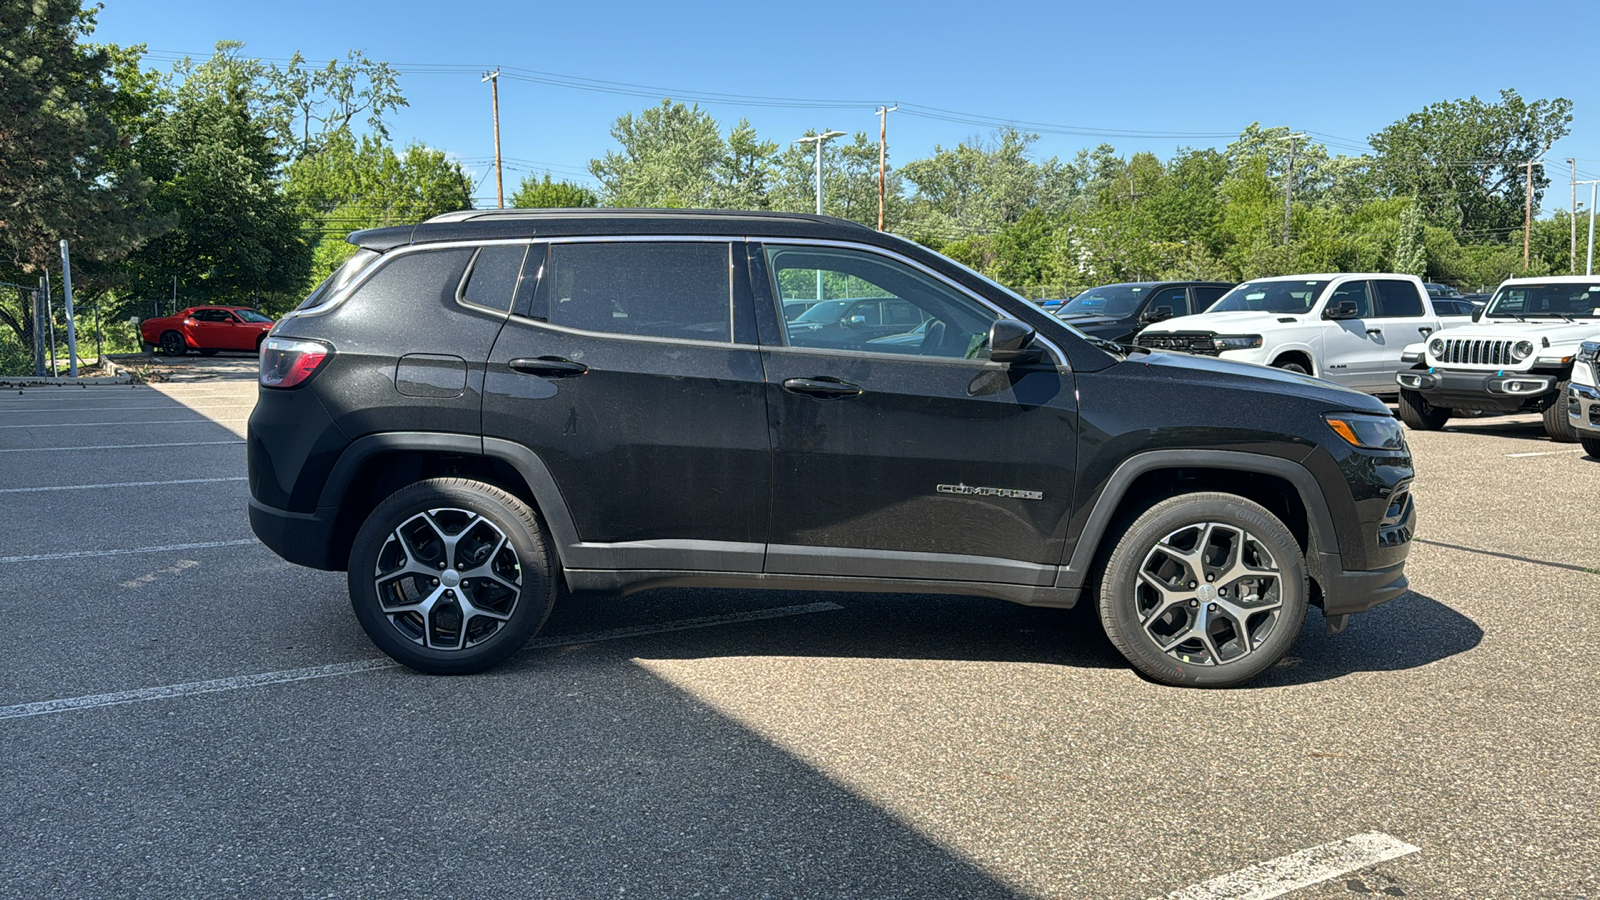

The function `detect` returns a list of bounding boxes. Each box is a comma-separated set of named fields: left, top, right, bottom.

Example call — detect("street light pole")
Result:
left=793, top=130, right=847, bottom=300
left=1580, top=180, right=1600, bottom=276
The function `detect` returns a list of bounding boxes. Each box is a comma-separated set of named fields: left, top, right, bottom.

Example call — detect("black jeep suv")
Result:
left=249, top=209, right=1414, bottom=687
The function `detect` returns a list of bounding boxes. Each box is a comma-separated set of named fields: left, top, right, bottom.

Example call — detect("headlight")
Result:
left=1211, top=335, right=1263, bottom=351
left=1428, top=338, right=1445, bottom=356
left=1511, top=340, right=1535, bottom=362
left=1324, top=413, right=1407, bottom=450
left=1579, top=341, right=1599, bottom=364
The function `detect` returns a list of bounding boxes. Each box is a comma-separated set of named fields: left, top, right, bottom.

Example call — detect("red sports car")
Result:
left=140, top=306, right=276, bottom=356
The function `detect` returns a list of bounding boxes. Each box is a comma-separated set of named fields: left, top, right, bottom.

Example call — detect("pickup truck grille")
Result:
left=1134, top=332, right=1219, bottom=355
left=1436, top=338, right=1514, bottom=367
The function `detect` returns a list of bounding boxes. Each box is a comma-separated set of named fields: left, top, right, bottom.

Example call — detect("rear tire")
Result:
left=347, top=478, right=558, bottom=675
left=1543, top=382, right=1578, bottom=442
left=159, top=331, right=187, bottom=356
left=1273, top=360, right=1310, bottom=375
left=1398, top=389, right=1450, bottom=430
left=1096, top=492, right=1308, bottom=688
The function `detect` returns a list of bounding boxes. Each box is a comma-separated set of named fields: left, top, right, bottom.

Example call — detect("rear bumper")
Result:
left=249, top=497, right=343, bottom=571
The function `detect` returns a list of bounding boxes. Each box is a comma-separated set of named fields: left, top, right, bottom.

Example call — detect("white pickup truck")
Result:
left=1133, top=273, right=1469, bottom=395
left=1395, top=276, right=1600, bottom=442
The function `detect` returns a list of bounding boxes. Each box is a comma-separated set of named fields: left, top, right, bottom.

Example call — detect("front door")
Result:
left=753, top=242, right=1079, bottom=586
left=482, top=239, right=772, bottom=573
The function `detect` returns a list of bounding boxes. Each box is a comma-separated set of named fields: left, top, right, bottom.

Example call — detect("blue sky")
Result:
left=94, top=0, right=1600, bottom=213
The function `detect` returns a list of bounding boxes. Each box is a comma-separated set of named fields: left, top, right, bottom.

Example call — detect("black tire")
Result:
left=1398, top=389, right=1450, bottom=430
left=1097, top=492, right=1308, bottom=688
left=1273, top=359, right=1310, bottom=375
left=347, top=478, right=558, bottom=675
left=159, top=331, right=187, bottom=356
left=1543, top=382, right=1578, bottom=443
left=1582, top=436, right=1600, bottom=459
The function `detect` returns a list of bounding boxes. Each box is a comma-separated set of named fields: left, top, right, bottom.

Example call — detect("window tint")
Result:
left=1147, top=287, right=1190, bottom=317
left=1326, top=281, right=1372, bottom=317
left=1373, top=280, right=1423, bottom=318
left=766, top=245, right=997, bottom=359
left=541, top=242, right=732, bottom=342
left=459, top=244, right=528, bottom=313
left=1193, top=285, right=1229, bottom=310
left=346, top=247, right=477, bottom=313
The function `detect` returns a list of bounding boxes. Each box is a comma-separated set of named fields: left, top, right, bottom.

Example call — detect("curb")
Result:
left=1, top=359, right=133, bottom=386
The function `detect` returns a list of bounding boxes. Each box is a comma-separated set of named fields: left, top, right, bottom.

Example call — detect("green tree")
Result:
left=590, top=100, right=726, bottom=207
left=901, top=127, right=1077, bottom=242
left=1368, top=89, right=1573, bottom=234
left=0, top=1, right=154, bottom=350
left=510, top=172, right=598, bottom=208
left=1395, top=201, right=1427, bottom=278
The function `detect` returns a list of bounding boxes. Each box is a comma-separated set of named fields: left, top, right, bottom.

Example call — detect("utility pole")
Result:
left=1580, top=179, right=1599, bottom=276
left=1524, top=159, right=1533, bottom=268
left=875, top=104, right=896, bottom=231
left=1280, top=133, right=1305, bottom=243
left=1571, top=159, right=1578, bottom=273
left=60, top=239, right=78, bottom=376
left=34, top=277, right=46, bottom=376
left=482, top=70, right=504, bottom=209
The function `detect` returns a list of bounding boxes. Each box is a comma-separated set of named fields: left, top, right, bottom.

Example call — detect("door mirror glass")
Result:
left=1145, top=305, right=1173, bottom=323
left=843, top=314, right=869, bottom=328
left=988, top=318, right=1043, bottom=363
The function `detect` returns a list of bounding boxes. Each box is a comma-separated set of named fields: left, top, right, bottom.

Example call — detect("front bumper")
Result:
left=1570, top=379, right=1600, bottom=437
left=1396, top=367, right=1556, bottom=411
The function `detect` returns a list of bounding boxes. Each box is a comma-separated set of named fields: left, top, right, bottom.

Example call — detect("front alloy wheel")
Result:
left=1099, top=492, right=1308, bottom=687
left=348, top=478, right=556, bottom=674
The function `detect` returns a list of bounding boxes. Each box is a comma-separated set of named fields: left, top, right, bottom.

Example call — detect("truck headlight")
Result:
left=1511, top=340, right=1535, bottom=362
left=1212, top=335, right=1263, bottom=351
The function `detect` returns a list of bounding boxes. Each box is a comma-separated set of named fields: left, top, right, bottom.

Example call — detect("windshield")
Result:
left=1209, top=280, right=1329, bottom=314
left=792, top=299, right=854, bottom=324
left=1058, top=285, right=1148, bottom=318
left=1486, top=282, right=1600, bottom=319
left=235, top=309, right=273, bottom=323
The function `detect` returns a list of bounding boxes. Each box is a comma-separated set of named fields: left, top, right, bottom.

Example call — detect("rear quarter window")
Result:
left=344, top=247, right=477, bottom=313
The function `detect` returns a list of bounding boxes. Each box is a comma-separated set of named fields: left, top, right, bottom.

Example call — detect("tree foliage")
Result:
left=510, top=173, right=598, bottom=209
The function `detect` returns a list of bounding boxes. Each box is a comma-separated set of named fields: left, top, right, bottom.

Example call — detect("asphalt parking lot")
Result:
left=2, top=355, right=1596, bottom=899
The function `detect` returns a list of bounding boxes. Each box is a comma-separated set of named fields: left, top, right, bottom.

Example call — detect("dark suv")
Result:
left=248, top=210, right=1415, bottom=688
left=1054, top=281, right=1234, bottom=344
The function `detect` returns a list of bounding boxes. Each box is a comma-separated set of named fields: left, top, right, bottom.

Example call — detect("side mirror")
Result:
left=1144, top=305, right=1173, bottom=323
left=843, top=314, right=868, bottom=328
left=988, top=318, right=1045, bottom=364
left=1324, top=300, right=1360, bottom=320
left=1471, top=308, right=1484, bottom=322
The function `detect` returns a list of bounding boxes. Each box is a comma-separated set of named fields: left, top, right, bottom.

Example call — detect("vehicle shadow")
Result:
left=545, top=586, right=1480, bottom=686
left=1253, top=590, right=1482, bottom=688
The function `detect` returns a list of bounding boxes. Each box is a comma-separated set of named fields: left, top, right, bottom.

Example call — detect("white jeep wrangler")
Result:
left=1134, top=273, right=1468, bottom=395
left=1567, top=338, right=1600, bottom=457
left=1395, top=276, right=1600, bottom=442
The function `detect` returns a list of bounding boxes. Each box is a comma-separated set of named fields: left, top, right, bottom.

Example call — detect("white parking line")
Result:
left=0, top=418, right=248, bottom=428
left=0, top=602, right=844, bottom=720
left=1505, top=448, right=1586, bottom=457
left=0, top=439, right=244, bottom=453
left=1155, top=832, right=1420, bottom=900
left=0, top=477, right=247, bottom=494
left=0, top=539, right=258, bottom=564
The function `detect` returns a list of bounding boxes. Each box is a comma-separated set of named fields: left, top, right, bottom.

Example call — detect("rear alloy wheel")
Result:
left=1398, top=388, right=1450, bottom=430
left=159, top=331, right=187, bottom=356
left=347, top=478, right=557, bottom=675
left=1542, top=382, right=1578, bottom=442
left=1098, top=492, right=1308, bottom=687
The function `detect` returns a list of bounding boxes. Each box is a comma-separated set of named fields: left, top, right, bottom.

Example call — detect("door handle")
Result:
left=1365, top=328, right=1383, bottom=335
left=781, top=377, right=863, bottom=399
left=509, top=356, right=588, bottom=378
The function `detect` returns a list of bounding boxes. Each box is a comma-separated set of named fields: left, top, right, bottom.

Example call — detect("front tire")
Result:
left=1543, top=382, right=1578, bottom=442
left=1582, top=436, right=1600, bottom=459
left=1273, top=360, right=1310, bottom=375
left=1398, top=389, right=1450, bottom=430
left=347, top=478, right=558, bottom=675
left=1097, top=493, right=1308, bottom=688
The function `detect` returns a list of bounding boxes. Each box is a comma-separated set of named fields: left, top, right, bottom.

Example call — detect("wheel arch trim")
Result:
left=1056, top=449, right=1338, bottom=590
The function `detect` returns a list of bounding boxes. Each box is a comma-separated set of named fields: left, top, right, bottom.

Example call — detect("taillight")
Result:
left=260, top=337, right=333, bottom=389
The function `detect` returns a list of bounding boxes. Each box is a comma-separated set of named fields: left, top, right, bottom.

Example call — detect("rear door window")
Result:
left=538, top=242, right=733, bottom=343
left=1373, top=280, right=1424, bottom=317
left=459, top=244, right=529, bottom=313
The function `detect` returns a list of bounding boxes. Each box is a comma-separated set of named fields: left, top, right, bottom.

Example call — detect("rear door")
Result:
left=482, top=238, right=771, bottom=573
left=1363, top=279, right=1441, bottom=387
